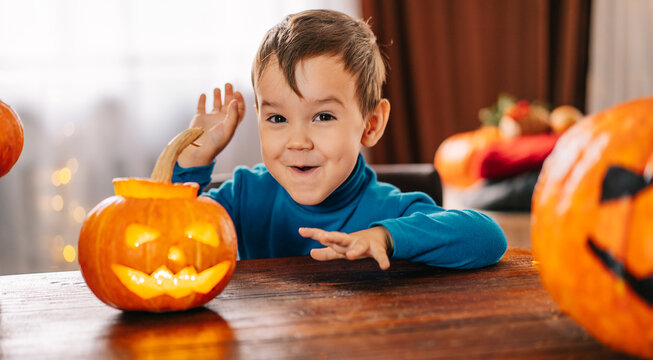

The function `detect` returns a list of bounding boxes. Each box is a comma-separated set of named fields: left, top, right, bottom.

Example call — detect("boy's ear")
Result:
left=361, top=99, right=390, bottom=147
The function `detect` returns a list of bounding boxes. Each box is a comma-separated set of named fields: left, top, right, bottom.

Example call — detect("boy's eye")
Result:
left=314, top=113, right=335, bottom=122
left=266, top=114, right=287, bottom=124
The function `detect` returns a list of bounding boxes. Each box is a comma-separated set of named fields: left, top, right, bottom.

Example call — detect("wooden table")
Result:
left=0, top=248, right=634, bottom=359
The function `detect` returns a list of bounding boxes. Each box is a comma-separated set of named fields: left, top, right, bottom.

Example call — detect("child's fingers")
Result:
left=299, top=228, right=350, bottom=254
left=345, top=240, right=368, bottom=260
left=298, top=227, right=320, bottom=239
left=298, top=227, right=330, bottom=242
left=324, top=232, right=354, bottom=247
left=213, top=88, right=222, bottom=111
left=310, top=247, right=345, bottom=261
left=304, top=228, right=390, bottom=269
left=369, top=244, right=390, bottom=270
left=223, top=100, right=240, bottom=132
left=316, top=229, right=351, bottom=246
left=328, top=243, right=349, bottom=254
left=300, top=227, right=351, bottom=246
left=234, top=91, right=245, bottom=122
left=197, top=93, right=207, bottom=114
left=224, top=83, right=234, bottom=105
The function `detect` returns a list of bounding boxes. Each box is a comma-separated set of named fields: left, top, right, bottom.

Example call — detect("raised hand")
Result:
left=299, top=226, right=392, bottom=270
left=178, top=84, right=246, bottom=167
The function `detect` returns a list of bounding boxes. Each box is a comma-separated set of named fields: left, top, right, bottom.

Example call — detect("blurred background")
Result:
left=1, top=0, right=652, bottom=275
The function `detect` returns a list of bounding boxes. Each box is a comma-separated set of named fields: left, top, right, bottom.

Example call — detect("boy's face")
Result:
left=256, top=55, right=367, bottom=205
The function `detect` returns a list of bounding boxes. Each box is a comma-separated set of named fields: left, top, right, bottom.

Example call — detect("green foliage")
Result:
left=478, top=93, right=516, bottom=127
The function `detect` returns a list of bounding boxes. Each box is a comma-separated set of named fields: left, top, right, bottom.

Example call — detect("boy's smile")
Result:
left=256, top=55, right=368, bottom=205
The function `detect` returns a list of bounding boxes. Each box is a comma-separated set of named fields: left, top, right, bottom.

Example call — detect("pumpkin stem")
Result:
left=150, top=128, right=204, bottom=183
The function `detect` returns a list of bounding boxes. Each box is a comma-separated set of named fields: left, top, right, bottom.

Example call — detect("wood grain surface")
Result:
left=0, top=248, right=635, bottom=359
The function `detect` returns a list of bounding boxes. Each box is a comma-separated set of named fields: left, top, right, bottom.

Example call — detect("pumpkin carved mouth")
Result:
left=112, top=261, right=231, bottom=300
left=587, top=238, right=653, bottom=306
left=586, top=165, right=653, bottom=306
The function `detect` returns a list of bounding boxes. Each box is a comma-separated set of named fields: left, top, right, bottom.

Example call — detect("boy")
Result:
left=173, top=9, right=507, bottom=270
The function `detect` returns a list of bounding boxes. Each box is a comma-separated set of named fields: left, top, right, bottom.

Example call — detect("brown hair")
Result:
left=252, top=9, right=386, bottom=117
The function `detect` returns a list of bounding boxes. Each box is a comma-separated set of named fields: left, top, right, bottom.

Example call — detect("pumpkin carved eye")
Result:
left=600, top=165, right=653, bottom=202
left=185, top=221, right=220, bottom=248
left=125, top=223, right=160, bottom=249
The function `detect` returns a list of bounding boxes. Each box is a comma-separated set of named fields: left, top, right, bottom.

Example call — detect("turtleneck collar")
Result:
left=289, top=153, right=372, bottom=213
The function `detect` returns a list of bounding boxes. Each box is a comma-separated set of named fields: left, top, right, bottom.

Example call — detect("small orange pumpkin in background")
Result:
left=0, top=100, right=24, bottom=178
left=532, top=98, right=653, bottom=358
left=79, top=129, right=237, bottom=312
left=434, top=126, right=502, bottom=188
left=549, top=105, right=583, bottom=134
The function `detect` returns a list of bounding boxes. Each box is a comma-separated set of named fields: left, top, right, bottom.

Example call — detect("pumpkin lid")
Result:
left=113, top=178, right=199, bottom=199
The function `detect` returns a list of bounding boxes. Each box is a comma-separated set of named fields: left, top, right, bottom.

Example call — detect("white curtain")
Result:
left=587, top=0, right=653, bottom=113
left=0, top=0, right=360, bottom=274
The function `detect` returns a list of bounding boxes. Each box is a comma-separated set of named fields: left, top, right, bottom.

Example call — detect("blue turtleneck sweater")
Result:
left=173, top=154, right=507, bottom=269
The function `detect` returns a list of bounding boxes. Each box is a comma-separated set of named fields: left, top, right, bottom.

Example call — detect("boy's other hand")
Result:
left=178, top=84, right=246, bottom=167
left=300, top=226, right=391, bottom=270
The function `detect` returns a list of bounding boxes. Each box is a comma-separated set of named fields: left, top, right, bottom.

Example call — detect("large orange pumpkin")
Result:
left=434, top=126, right=502, bottom=188
left=0, top=100, right=24, bottom=177
left=79, top=129, right=237, bottom=312
left=532, top=97, right=653, bottom=358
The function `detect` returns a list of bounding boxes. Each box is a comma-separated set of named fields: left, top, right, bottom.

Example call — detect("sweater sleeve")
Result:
left=171, top=161, right=239, bottom=219
left=171, top=162, right=215, bottom=192
left=371, top=199, right=507, bottom=269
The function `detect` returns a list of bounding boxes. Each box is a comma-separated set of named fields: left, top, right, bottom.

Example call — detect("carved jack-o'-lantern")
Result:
left=532, top=98, right=653, bottom=358
left=79, top=129, right=237, bottom=312
left=0, top=100, right=24, bottom=177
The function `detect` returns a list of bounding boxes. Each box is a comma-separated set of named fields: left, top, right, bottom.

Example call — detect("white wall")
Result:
left=587, top=0, right=653, bottom=113
left=0, top=0, right=360, bottom=274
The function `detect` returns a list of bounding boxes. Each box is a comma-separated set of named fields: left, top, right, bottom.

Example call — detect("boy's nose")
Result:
left=286, top=124, right=314, bottom=150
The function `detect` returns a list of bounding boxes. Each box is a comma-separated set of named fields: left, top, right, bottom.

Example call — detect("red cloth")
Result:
left=472, top=133, right=558, bottom=180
